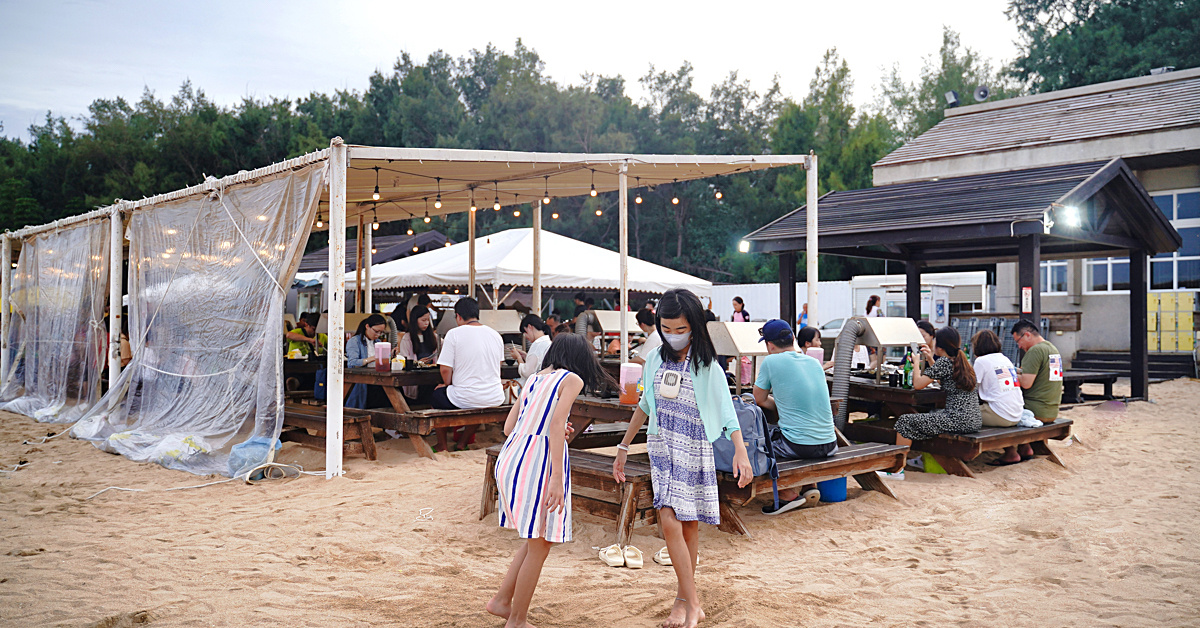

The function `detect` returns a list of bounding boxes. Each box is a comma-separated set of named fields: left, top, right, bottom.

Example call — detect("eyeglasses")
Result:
left=371, top=326, right=386, bottom=334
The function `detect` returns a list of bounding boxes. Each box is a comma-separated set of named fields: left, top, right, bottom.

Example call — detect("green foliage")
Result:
left=1008, top=0, right=1200, bottom=92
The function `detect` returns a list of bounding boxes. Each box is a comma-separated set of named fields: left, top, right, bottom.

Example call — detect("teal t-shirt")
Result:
left=754, top=351, right=836, bottom=446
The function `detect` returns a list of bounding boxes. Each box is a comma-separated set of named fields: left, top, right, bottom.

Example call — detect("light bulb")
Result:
left=715, top=190, right=723, bottom=199
left=372, top=220, right=379, bottom=230
left=543, top=195, right=550, bottom=205
left=424, top=214, right=431, bottom=224
left=412, top=246, right=419, bottom=252
left=470, top=203, right=477, bottom=212
left=513, top=209, right=521, bottom=217
left=590, top=185, right=597, bottom=197
left=434, top=196, right=442, bottom=209
left=494, top=200, right=501, bottom=211
left=738, top=240, right=750, bottom=253
left=372, top=186, right=380, bottom=201
left=551, top=212, right=559, bottom=220
left=595, top=209, right=603, bottom=216
left=635, top=194, right=642, bottom=204
left=671, top=196, right=679, bottom=205
left=371, top=247, right=377, bottom=254
left=406, top=228, right=413, bottom=235
left=316, top=218, right=324, bottom=228
left=444, top=242, right=451, bottom=247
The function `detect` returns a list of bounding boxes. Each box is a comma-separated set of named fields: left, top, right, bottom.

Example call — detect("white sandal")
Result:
left=598, top=544, right=625, bottom=567
left=652, top=547, right=698, bottom=567
left=623, top=545, right=643, bottom=569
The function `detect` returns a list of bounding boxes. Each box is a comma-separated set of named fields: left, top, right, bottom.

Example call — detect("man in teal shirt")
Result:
left=753, top=319, right=837, bottom=515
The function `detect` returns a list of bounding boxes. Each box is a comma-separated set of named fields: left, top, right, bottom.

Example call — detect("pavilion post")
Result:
left=364, top=221, right=373, bottom=312
left=619, top=163, right=629, bottom=362
left=906, top=261, right=923, bottom=322
left=109, top=207, right=123, bottom=386
left=326, top=138, right=348, bottom=479
left=354, top=214, right=364, bottom=313
left=1129, top=249, right=1149, bottom=398
left=1017, top=234, right=1041, bottom=326
left=533, top=201, right=541, bottom=318
left=0, top=234, right=10, bottom=382
left=805, top=153, right=819, bottom=325
left=779, top=252, right=797, bottom=331
left=468, top=207, right=476, bottom=299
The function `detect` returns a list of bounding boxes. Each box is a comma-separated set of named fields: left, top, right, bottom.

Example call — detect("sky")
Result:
left=0, top=0, right=1021, bottom=140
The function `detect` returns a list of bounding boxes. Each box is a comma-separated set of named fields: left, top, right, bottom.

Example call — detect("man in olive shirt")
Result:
left=1012, top=319, right=1063, bottom=422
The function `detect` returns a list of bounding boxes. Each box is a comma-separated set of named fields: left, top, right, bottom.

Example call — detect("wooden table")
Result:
left=829, top=374, right=946, bottom=419
left=344, top=364, right=519, bottom=413
left=283, top=359, right=324, bottom=375
left=1062, top=370, right=1120, bottom=404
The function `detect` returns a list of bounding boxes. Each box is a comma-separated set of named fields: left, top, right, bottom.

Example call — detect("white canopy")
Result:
left=308, top=228, right=711, bottom=297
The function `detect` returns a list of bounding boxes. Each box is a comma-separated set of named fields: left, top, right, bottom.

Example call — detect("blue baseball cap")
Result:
left=758, top=319, right=792, bottom=343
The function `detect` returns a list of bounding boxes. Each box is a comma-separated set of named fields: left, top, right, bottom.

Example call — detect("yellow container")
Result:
left=1148, top=293, right=1160, bottom=311
left=1149, top=312, right=1158, bottom=332
left=1181, top=333, right=1196, bottom=352
left=1179, top=311, right=1194, bottom=332
left=1161, top=293, right=1177, bottom=311
left=1162, top=312, right=1176, bottom=332
left=1162, top=331, right=1178, bottom=352
left=1149, top=332, right=1159, bottom=352
left=1180, top=292, right=1195, bottom=311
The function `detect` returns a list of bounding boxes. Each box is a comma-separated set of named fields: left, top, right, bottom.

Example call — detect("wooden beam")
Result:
left=1018, top=234, right=1041, bottom=326
left=906, top=262, right=922, bottom=321
left=1130, top=249, right=1149, bottom=398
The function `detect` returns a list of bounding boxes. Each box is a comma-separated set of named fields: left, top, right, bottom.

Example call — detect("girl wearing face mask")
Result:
left=613, top=289, right=753, bottom=628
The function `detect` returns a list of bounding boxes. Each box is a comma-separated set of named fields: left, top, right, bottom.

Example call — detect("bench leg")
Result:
left=1030, top=440, right=1065, bottom=468
left=1104, top=381, right=1113, bottom=400
left=480, top=455, right=498, bottom=520
left=851, top=471, right=898, bottom=499
left=931, top=454, right=976, bottom=478
left=716, top=501, right=751, bottom=538
left=616, top=484, right=638, bottom=547
left=408, top=433, right=437, bottom=460
left=357, top=419, right=378, bottom=461
left=566, top=417, right=595, bottom=444
left=382, top=386, right=411, bottom=414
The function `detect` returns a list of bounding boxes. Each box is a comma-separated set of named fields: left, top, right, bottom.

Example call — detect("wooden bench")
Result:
left=481, top=446, right=657, bottom=547
left=843, top=418, right=1073, bottom=478
left=715, top=441, right=909, bottom=537
left=568, top=422, right=648, bottom=450
left=1062, top=370, right=1119, bottom=404
left=281, top=403, right=378, bottom=461
left=372, top=405, right=512, bottom=460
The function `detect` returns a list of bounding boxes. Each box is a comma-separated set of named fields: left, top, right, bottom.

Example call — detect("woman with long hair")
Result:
left=613, top=289, right=753, bottom=628
left=512, top=314, right=552, bottom=386
left=346, top=314, right=391, bottom=409
left=866, top=295, right=882, bottom=317
left=396, top=304, right=441, bottom=403
left=894, top=326, right=982, bottom=441
left=971, top=329, right=1031, bottom=465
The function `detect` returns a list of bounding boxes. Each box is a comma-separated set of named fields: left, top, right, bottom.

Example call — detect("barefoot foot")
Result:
left=663, top=598, right=688, bottom=628
left=504, top=620, right=537, bottom=628
left=486, top=596, right=511, bottom=620
left=683, top=603, right=705, bottom=628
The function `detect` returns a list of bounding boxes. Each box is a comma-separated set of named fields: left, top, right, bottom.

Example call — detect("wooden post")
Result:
left=805, top=153, right=819, bottom=326
left=906, top=261, right=922, bottom=321
left=1130, top=249, right=1149, bottom=398
left=779, top=251, right=797, bottom=331
left=533, top=201, right=541, bottom=318
left=468, top=205, right=476, bottom=299
left=109, top=207, right=123, bottom=386
left=1018, top=234, right=1041, bottom=326
left=0, top=234, right=10, bottom=382
left=326, top=138, right=348, bottom=479
left=619, top=163, right=629, bottom=362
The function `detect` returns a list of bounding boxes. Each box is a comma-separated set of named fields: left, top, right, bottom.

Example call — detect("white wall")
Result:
left=710, top=282, right=853, bottom=327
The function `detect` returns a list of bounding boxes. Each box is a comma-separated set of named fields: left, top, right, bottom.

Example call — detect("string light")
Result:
left=715, top=189, right=723, bottom=200
left=595, top=209, right=603, bottom=216
left=589, top=169, right=598, bottom=197
left=413, top=246, right=419, bottom=252
left=371, top=247, right=377, bottom=254
left=372, top=166, right=381, bottom=201
left=513, top=209, right=521, bottom=217
left=315, top=212, right=324, bottom=229
left=543, top=176, right=551, bottom=205
left=470, top=188, right=477, bottom=212
left=434, top=177, right=442, bottom=209
left=407, top=225, right=414, bottom=235
left=424, top=211, right=431, bottom=224
left=371, top=203, right=380, bottom=230
left=634, top=177, right=643, bottom=204
left=493, top=181, right=501, bottom=211
left=671, top=179, right=680, bottom=205
left=551, top=212, right=559, bottom=219
left=444, top=241, right=451, bottom=248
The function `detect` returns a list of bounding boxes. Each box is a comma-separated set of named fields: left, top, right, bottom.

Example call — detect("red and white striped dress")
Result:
left=495, top=369, right=572, bottom=542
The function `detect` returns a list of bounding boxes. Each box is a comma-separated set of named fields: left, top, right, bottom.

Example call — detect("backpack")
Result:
left=314, top=368, right=327, bottom=401
left=713, top=394, right=780, bottom=509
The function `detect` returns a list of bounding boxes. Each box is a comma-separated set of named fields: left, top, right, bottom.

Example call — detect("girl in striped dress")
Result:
left=488, top=333, right=614, bottom=628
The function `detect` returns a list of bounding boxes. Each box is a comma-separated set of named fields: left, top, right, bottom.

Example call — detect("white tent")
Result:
left=312, top=228, right=710, bottom=298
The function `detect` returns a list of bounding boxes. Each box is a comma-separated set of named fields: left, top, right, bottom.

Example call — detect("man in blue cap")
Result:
left=753, top=319, right=838, bottom=515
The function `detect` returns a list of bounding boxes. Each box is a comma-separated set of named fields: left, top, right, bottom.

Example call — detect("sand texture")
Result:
left=1, top=379, right=1198, bottom=627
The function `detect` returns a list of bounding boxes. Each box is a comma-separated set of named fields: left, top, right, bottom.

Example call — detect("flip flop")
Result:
left=599, top=544, right=625, bottom=567
left=623, top=546, right=644, bottom=569
left=652, top=546, right=672, bottom=566
left=987, top=458, right=1024, bottom=466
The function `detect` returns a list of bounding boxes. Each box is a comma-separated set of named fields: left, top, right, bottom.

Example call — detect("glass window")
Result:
left=1151, top=261, right=1174, bottom=290
left=1178, top=192, right=1200, bottom=220
left=1111, top=261, right=1130, bottom=291
left=1089, top=261, right=1108, bottom=291
left=1179, top=227, right=1200, bottom=257
left=1179, top=260, right=1200, bottom=290
left=1153, top=194, right=1174, bottom=218
left=1049, top=263, right=1067, bottom=293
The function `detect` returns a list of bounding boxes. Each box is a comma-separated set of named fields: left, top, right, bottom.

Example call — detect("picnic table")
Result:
left=567, top=395, right=644, bottom=449
left=1062, top=370, right=1120, bottom=404
left=344, top=364, right=520, bottom=413
left=828, top=373, right=946, bottom=419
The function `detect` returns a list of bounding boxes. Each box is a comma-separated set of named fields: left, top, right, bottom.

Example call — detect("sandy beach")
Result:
left=2, top=379, right=1198, bottom=627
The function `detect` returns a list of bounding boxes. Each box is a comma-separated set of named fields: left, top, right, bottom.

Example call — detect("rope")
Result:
left=83, top=461, right=325, bottom=500
left=140, top=364, right=238, bottom=379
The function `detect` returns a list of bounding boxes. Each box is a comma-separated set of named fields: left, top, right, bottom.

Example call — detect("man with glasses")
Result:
left=1012, top=319, right=1063, bottom=424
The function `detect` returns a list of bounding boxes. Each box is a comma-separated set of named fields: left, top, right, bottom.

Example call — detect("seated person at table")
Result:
left=630, top=307, right=662, bottom=365
left=544, top=314, right=562, bottom=339
left=752, top=320, right=838, bottom=515
left=396, top=304, right=442, bottom=405
left=1012, top=319, right=1063, bottom=425
left=970, top=329, right=1030, bottom=465
left=797, top=325, right=832, bottom=369
left=513, top=314, right=552, bottom=387
left=285, top=313, right=326, bottom=357
left=433, top=297, right=504, bottom=451
left=345, top=314, right=392, bottom=409
left=894, top=327, right=982, bottom=442
left=916, top=320, right=937, bottom=369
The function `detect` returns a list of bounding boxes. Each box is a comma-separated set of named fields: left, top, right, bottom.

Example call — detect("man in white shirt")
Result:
left=433, top=297, right=504, bottom=451
left=631, top=307, right=662, bottom=365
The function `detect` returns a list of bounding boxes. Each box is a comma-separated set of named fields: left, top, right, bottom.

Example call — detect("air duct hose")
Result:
left=831, top=317, right=869, bottom=430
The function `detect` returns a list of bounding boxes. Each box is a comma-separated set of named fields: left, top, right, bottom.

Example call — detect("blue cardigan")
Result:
left=638, top=346, right=740, bottom=443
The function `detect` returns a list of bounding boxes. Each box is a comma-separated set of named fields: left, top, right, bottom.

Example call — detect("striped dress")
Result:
left=495, top=369, right=572, bottom=543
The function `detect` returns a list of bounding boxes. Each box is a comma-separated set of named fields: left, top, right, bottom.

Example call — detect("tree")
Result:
left=1008, top=0, right=1200, bottom=92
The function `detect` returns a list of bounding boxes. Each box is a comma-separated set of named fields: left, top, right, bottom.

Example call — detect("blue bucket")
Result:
left=816, top=477, right=847, bottom=503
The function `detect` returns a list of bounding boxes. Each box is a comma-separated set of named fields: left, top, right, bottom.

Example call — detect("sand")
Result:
left=2, top=379, right=1199, bottom=627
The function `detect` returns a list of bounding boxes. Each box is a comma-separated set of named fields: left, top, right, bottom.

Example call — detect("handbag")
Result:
left=314, top=368, right=327, bottom=401
left=713, top=394, right=780, bottom=509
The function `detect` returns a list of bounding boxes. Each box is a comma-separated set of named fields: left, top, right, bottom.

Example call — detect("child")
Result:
left=487, top=333, right=614, bottom=628
left=613, top=288, right=754, bottom=628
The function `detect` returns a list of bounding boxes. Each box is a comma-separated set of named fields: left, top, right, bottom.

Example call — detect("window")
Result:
left=1040, top=260, right=1068, bottom=294
left=1145, top=190, right=1200, bottom=292
left=1085, top=257, right=1130, bottom=293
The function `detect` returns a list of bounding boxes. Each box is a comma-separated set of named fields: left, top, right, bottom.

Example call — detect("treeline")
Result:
left=2, top=0, right=1195, bottom=283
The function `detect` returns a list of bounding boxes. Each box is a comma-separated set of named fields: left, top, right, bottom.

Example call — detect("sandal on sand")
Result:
left=623, top=546, right=644, bottom=569
left=652, top=547, right=698, bottom=567
left=599, top=544, right=625, bottom=567
left=987, top=457, right=1023, bottom=466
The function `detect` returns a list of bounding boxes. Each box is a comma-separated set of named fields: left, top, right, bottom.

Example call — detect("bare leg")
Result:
left=659, top=508, right=700, bottom=628
left=680, top=521, right=705, bottom=627
left=506, top=537, right=553, bottom=628
left=456, top=424, right=479, bottom=450
left=487, top=542, right=529, bottom=620
left=435, top=427, right=451, bottom=452
left=998, top=446, right=1021, bottom=463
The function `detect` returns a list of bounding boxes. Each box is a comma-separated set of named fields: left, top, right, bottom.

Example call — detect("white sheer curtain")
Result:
left=73, top=163, right=325, bottom=477
left=0, top=219, right=110, bottom=423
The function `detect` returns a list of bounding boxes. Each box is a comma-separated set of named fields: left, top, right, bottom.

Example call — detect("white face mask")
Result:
left=663, top=331, right=691, bottom=351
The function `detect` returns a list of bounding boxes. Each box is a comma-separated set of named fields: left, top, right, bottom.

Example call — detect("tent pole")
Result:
left=355, top=214, right=364, bottom=313
left=618, top=163, right=629, bottom=363
left=109, top=207, right=123, bottom=387
left=326, top=138, right=348, bottom=479
left=0, top=234, right=10, bottom=382
left=805, top=153, right=819, bottom=326
left=493, top=284, right=500, bottom=310
left=533, top=202, right=541, bottom=317
left=364, top=221, right=373, bottom=312
left=468, top=207, right=476, bottom=299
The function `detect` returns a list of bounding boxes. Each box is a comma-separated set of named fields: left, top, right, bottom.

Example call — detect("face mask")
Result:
left=663, top=331, right=691, bottom=350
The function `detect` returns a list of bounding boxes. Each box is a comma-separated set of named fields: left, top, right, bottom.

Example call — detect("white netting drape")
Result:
left=0, top=220, right=111, bottom=423
left=72, top=163, right=325, bottom=476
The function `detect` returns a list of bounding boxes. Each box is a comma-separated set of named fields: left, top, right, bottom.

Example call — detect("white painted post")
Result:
left=326, top=139, right=348, bottom=479
left=533, top=201, right=541, bottom=316
left=618, top=163, right=629, bottom=363
left=468, top=206, right=476, bottom=299
left=806, top=153, right=819, bottom=326
left=364, top=221, right=373, bottom=312
left=354, top=214, right=364, bottom=314
left=109, top=207, right=123, bottom=386
left=0, top=235, right=10, bottom=383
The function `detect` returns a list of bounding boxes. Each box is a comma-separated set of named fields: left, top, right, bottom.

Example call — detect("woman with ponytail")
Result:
left=894, top=326, right=982, bottom=441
